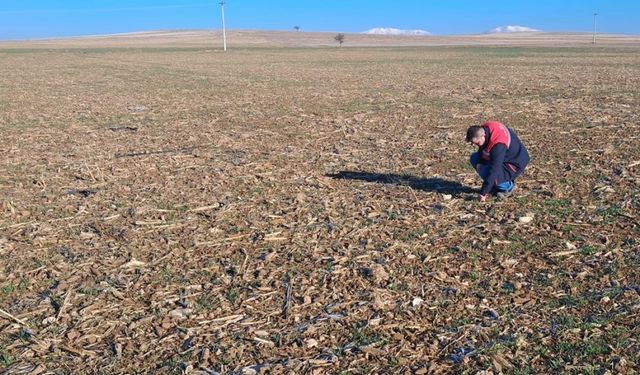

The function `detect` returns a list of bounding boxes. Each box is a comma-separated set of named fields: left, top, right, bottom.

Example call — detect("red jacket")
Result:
left=477, top=121, right=529, bottom=195
left=481, top=121, right=511, bottom=162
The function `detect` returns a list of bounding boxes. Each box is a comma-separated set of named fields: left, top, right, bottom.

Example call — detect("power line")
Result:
left=220, top=0, right=227, bottom=51
left=592, top=13, right=598, bottom=44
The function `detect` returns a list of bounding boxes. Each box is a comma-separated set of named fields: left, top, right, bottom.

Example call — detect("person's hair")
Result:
left=466, top=125, right=483, bottom=142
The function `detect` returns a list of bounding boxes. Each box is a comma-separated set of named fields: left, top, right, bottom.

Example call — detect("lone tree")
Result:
left=334, top=33, right=345, bottom=47
left=293, top=26, right=300, bottom=31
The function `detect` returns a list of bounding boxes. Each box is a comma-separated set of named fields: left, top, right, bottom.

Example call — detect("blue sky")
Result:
left=1, top=0, right=638, bottom=40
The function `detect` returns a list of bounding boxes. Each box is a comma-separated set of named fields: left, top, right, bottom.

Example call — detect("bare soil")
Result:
left=1, top=32, right=639, bottom=374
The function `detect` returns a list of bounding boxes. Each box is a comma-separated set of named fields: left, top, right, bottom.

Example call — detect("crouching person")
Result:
left=466, top=121, right=530, bottom=202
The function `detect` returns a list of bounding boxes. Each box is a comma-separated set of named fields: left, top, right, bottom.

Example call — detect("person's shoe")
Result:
left=496, top=183, right=516, bottom=200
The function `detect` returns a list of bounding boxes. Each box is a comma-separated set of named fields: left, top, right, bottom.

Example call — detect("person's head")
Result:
left=466, top=125, right=485, bottom=147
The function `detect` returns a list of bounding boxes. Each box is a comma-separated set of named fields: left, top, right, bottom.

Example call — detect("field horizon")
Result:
left=2, top=29, right=640, bottom=49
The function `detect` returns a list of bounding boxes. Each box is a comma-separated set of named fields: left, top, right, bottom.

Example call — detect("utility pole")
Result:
left=220, top=0, right=227, bottom=51
left=592, top=13, right=598, bottom=44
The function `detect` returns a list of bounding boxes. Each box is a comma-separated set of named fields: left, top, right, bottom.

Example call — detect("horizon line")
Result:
left=3, top=28, right=638, bottom=43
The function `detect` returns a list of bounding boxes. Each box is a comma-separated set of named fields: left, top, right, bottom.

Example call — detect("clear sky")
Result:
left=1, top=0, right=638, bottom=41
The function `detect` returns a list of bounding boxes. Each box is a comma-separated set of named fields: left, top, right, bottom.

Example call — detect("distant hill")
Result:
left=363, top=28, right=431, bottom=36
left=1, top=29, right=639, bottom=48
left=489, top=25, right=541, bottom=33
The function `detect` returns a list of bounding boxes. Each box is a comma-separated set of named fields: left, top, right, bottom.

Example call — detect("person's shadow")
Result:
left=326, top=171, right=477, bottom=196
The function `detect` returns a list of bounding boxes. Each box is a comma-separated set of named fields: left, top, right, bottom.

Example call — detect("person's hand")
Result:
left=479, top=194, right=488, bottom=202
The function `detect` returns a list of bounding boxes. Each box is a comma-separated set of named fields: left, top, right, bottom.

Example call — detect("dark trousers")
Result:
left=470, top=152, right=519, bottom=191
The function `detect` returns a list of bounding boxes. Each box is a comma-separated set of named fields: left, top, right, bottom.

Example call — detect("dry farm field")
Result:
left=1, top=33, right=639, bottom=374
